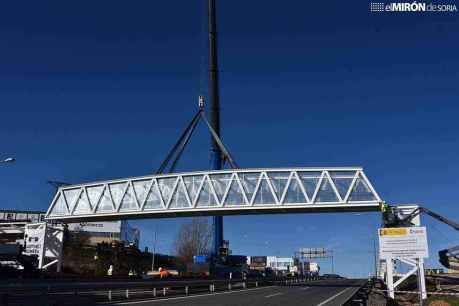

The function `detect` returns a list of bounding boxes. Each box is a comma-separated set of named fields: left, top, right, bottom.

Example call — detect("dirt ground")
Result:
left=368, top=275, right=459, bottom=306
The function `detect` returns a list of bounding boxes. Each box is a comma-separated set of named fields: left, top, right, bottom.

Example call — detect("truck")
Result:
left=248, top=256, right=267, bottom=271
left=193, top=255, right=208, bottom=264
left=302, top=262, right=319, bottom=278
left=304, top=262, right=319, bottom=273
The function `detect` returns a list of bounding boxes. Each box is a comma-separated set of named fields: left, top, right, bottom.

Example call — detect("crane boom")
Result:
left=384, top=205, right=459, bottom=270
left=399, top=206, right=459, bottom=231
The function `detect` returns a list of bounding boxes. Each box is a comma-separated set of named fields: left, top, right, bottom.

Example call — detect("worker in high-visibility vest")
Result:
left=159, top=267, right=169, bottom=279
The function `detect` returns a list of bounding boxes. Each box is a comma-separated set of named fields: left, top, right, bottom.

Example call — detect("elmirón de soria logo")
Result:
left=370, top=1, right=458, bottom=12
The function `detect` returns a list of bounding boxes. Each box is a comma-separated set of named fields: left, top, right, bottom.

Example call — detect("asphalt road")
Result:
left=108, top=279, right=364, bottom=306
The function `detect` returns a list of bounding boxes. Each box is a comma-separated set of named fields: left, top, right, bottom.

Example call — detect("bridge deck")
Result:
left=45, top=167, right=382, bottom=222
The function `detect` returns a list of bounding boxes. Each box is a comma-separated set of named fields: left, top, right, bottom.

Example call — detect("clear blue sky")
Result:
left=0, top=1, right=458, bottom=277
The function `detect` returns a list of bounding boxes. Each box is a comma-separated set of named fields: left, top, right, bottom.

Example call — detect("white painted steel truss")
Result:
left=46, top=167, right=382, bottom=221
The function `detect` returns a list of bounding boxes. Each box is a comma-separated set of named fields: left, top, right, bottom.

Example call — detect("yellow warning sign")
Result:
left=379, top=227, right=429, bottom=259
left=379, top=228, right=407, bottom=236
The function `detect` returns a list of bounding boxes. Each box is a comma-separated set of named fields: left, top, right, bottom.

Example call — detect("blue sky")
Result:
left=0, top=1, right=458, bottom=277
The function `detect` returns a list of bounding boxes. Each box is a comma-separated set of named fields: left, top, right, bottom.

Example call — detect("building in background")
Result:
left=247, top=256, right=267, bottom=271
left=0, top=210, right=46, bottom=246
left=0, top=210, right=46, bottom=224
left=267, top=256, right=294, bottom=273
left=0, top=210, right=49, bottom=273
left=68, top=221, right=139, bottom=247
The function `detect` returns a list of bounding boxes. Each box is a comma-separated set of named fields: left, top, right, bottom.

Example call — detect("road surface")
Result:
left=108, top=279, right=364, bottom=306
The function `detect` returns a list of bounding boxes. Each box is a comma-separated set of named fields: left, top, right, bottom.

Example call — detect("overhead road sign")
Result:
left=297, top=248, right=329, bottom=259
left=45, top=167, right=382, bottom=222
left=379, top=227, right=429, bottom=259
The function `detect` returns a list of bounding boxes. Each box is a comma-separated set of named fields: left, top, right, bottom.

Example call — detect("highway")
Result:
left=107, top=279, right=364, bottom=306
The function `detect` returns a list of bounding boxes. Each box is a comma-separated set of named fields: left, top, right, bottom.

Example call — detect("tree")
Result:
left=174, top=218, right=212, bottom=264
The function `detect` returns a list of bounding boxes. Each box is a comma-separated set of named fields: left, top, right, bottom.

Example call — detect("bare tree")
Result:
left=174, top=218, right=212, bottom=264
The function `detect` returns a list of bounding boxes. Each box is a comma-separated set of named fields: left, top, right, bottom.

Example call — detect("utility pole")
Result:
left=331, top=253, right=335, bottom=274
left=151, top=225, right=157, bottom=272
left=208, top=0, right=224, bottom=258
left=373, top=236, right=378, bottom=278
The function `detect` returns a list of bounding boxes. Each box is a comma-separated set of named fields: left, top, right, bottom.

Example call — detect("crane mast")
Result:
left=208, top=0, right=224, bottom=257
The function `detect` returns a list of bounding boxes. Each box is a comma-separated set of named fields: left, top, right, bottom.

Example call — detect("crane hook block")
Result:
left=199, top=95, right=205, bottom=109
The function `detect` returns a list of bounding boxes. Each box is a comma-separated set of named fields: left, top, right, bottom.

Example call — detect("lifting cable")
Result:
left=169, top=112, right=202, bottom=173
left=156, top=101, right=239, bottom=174
left=199, top=111, right=238, bottom=169
left=156, top=110, right=202, bottom=174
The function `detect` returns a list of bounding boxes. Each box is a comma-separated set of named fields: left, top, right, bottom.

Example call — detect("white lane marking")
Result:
left=299, top=287, right=310, bottom=290
left=265, top=292, right=283, bottom=298
left=106, top=286, right=275, bottom=305
left=316, top=287, right=351, bottom=306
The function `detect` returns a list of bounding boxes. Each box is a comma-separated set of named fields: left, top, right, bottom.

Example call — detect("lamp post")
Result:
left=373, top=236, right=378, bottom=278
left=0, top=157, right=15, bottom=164
left=151, top=224, right=158, bottom=272
left=331, top=251, right=335, bottom=274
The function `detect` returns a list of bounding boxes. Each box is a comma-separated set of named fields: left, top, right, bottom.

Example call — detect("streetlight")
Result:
left=0, top=157, right=15, bottom=164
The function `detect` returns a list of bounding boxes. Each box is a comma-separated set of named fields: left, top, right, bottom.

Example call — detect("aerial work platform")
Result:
left=45, top=167, right=382, bottom=222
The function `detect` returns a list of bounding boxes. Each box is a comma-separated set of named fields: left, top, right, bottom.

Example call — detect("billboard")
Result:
left=68, top=221, right=139, bottom=246
left=23, top=223, right=46, bottom=256
left=68, top=221, right=122, bottom=233
left=379, top=227, right=429, bottom=259
left=24, top=223, right=64, bottom=270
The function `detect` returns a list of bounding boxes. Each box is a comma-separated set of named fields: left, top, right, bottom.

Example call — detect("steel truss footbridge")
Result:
left=45, top=167, right=382, bottom=222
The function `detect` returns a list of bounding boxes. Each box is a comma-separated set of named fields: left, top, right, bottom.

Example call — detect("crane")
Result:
left=383, top=205, right=459, bottom=270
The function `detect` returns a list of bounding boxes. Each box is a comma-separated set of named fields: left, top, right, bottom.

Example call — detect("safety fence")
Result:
left=374, top=288, right=459, bottom=296
left=0, top=277, right=317, bottom=306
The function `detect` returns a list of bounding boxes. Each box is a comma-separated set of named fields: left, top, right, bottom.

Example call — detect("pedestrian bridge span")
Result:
left=45, top=167, right=382, bottom=222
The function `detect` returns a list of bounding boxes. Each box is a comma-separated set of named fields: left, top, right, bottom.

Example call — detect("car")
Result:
left=322, top=273, right=343, bottom=279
